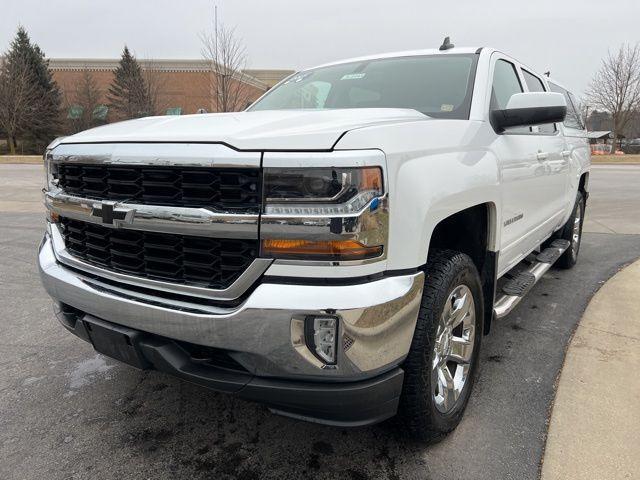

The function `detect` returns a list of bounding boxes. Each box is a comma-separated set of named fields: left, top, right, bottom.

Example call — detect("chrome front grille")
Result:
left=45, top=143, right=267, bottom=300
left=54, top=164, right=261, bottom=213
left=59, top=217, right=259, bottom=290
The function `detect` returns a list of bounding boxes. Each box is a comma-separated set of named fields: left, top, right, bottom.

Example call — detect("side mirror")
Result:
left=490, top=92, right=566, bottom=132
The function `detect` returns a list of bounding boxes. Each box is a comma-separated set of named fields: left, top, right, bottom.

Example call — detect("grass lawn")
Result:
left=591, top=154, right=640, bottom=164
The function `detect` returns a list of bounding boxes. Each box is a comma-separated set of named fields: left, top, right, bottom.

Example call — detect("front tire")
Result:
left=398, top=249, right=483, bottom=443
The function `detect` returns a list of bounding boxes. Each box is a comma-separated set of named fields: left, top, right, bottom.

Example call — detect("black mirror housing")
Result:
left=491, top=105, right=566, bottom=132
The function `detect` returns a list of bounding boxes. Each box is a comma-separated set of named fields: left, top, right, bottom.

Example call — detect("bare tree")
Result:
left=65, top=68, right=102, bottom=133
left=142, top=60, right=169, bottom=116
left=200, top=11, right=253, bottom=112
left=77, top=68, right=101, bottom=121
left=0, top=56, right=38, bottom=154
left=586, top=43, right=640, bottom=149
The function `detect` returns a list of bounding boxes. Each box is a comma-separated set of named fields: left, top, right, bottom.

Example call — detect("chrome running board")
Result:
left=493, top=239, right=570, bottom=319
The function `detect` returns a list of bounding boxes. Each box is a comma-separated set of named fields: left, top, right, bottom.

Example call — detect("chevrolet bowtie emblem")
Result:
left=91, top=201, right=135, bottom=226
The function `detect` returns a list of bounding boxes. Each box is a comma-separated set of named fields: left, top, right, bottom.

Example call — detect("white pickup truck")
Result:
left=39, top=42, right=590, bottom=442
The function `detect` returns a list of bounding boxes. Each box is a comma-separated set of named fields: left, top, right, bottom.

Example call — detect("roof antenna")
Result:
left=439, top=36, right=455, bottom=51
left=544, top=71, right=551, bottom=77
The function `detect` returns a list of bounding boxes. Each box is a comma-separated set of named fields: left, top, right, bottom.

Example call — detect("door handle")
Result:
left=536, top=152, right=549, bottom=161
left=561, top=150, right=571, bottom=158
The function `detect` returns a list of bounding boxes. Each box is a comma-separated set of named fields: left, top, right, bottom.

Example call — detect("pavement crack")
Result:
left=578, top=324, right=640, bottom=342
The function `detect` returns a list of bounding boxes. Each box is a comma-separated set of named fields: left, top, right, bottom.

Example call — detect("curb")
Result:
left=591, top=162, right=640, bottom=166
left=540, top=259, right=640, bottom=480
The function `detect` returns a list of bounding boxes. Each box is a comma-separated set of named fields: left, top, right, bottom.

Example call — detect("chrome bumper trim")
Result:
left=49, top=225, right=271, bottom=302
left=39, top=234, right=424, bottom=380
left=44, top=190, right=259, bottom=239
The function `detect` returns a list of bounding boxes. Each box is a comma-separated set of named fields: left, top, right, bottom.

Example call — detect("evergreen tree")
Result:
left=107, top=46, right=151, bottom=120
left=0, top=56, right=38, bottom=154
left=2, top=26, right=61, bottom=151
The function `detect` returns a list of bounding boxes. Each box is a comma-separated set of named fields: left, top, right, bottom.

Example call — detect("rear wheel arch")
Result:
left=579, top=171, right=589, bottom=196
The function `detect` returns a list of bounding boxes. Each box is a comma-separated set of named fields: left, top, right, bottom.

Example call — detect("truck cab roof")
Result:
left=312, top=46, right=487, bottom=70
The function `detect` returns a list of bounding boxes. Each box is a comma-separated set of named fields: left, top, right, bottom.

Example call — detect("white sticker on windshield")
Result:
left=285, top=71, right=312, bottom=84
left=440, top=104, right=454, bottom=112
left=341, top=73, right=366, bottom=80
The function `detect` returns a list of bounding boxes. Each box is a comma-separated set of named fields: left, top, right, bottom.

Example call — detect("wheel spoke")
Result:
left=437, top=364, right=456, bottom=410
left=448, top=336, right=473, bottom=363
left=432, top=351, right=441, bottom=370
left=449, top=292, right=471, bottom=328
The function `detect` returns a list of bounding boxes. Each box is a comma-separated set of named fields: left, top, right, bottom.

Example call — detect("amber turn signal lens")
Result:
left=359, top=167, right=382, bottom=191
left=261, top=239, right=383, bottom=261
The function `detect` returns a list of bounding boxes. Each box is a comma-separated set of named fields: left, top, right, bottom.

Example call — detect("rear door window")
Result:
left=549, top=82, right=584, bottom=130
left=522, top=69, right=556, bottom=134
left=568, top=92, right=584, bottom=129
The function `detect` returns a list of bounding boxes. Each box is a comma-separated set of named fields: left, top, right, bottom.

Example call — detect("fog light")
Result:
left=307, top=316, right=338, bottom=365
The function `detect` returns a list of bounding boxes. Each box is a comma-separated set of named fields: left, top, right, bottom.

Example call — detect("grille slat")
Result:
left=60, top=218, right=258, bottom=289
left=55, top=164, right=260, bottom=212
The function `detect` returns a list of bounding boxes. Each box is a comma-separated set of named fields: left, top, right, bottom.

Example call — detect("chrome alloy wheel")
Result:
left=431, top=285, right=476, bottom=413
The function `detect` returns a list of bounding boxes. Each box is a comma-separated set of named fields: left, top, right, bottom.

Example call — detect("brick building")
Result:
left=49, top=58, right=294, bottom=119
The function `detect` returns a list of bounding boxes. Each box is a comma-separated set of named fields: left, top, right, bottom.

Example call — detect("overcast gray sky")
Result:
left=2, top=0, right=638, bottom=97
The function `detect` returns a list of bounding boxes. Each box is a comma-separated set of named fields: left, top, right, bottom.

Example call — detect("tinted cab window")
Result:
left=491, top=59, right=529, bottom=133
left=251, top=54, right=478, bottom=119
left=491, top=59, right=523, bottom=109
left=522, top=69, right=556, bottom=134
left=549, top=82, right=584, bottom=130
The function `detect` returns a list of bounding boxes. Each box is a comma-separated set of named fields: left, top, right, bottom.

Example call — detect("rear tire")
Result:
left=555, top=191, right=585, bottom=269
left=397, top=249, right=483, bottom=443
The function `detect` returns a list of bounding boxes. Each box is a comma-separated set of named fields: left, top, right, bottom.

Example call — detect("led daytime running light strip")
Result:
left=264, top=190, right=381, bottom=216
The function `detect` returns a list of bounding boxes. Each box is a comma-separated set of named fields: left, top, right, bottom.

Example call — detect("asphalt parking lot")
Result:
left=1, top=164, right=639, bottom=480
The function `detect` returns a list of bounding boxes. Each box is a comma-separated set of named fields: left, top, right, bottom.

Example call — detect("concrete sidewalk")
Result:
left=541, top=259, right=640, bottom=480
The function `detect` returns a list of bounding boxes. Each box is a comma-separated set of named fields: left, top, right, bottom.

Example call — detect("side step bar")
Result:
left=493, top=239, right=570, bottom=319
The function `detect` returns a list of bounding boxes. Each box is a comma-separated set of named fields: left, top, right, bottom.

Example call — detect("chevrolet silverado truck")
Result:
left=39, top=43, right=590, bottom=442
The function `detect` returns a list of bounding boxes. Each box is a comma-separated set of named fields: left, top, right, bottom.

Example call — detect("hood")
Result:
left=59, top=109, right=428, bottom=151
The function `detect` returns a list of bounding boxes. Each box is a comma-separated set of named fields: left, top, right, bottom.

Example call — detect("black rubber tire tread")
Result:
left=397, top=249, right=483, bottom=444
left=555, top=191, right=585, bottom=269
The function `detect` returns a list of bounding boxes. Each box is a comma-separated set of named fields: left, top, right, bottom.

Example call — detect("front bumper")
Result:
left=39, top=233, right=424, bottom=381
left=57, top=312, right=405, bottom=426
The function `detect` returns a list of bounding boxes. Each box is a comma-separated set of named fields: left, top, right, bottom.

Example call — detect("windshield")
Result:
left=249, top=54, right=478, bottom=119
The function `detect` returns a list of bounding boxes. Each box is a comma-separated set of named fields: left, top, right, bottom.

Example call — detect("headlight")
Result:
left=43, top=150, right=58, bottom=191
left=43, top=150, right=60, bottom=223
left=261, top=166, right=386, bottom=261
left=263, top=167, right=383, bottom=215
